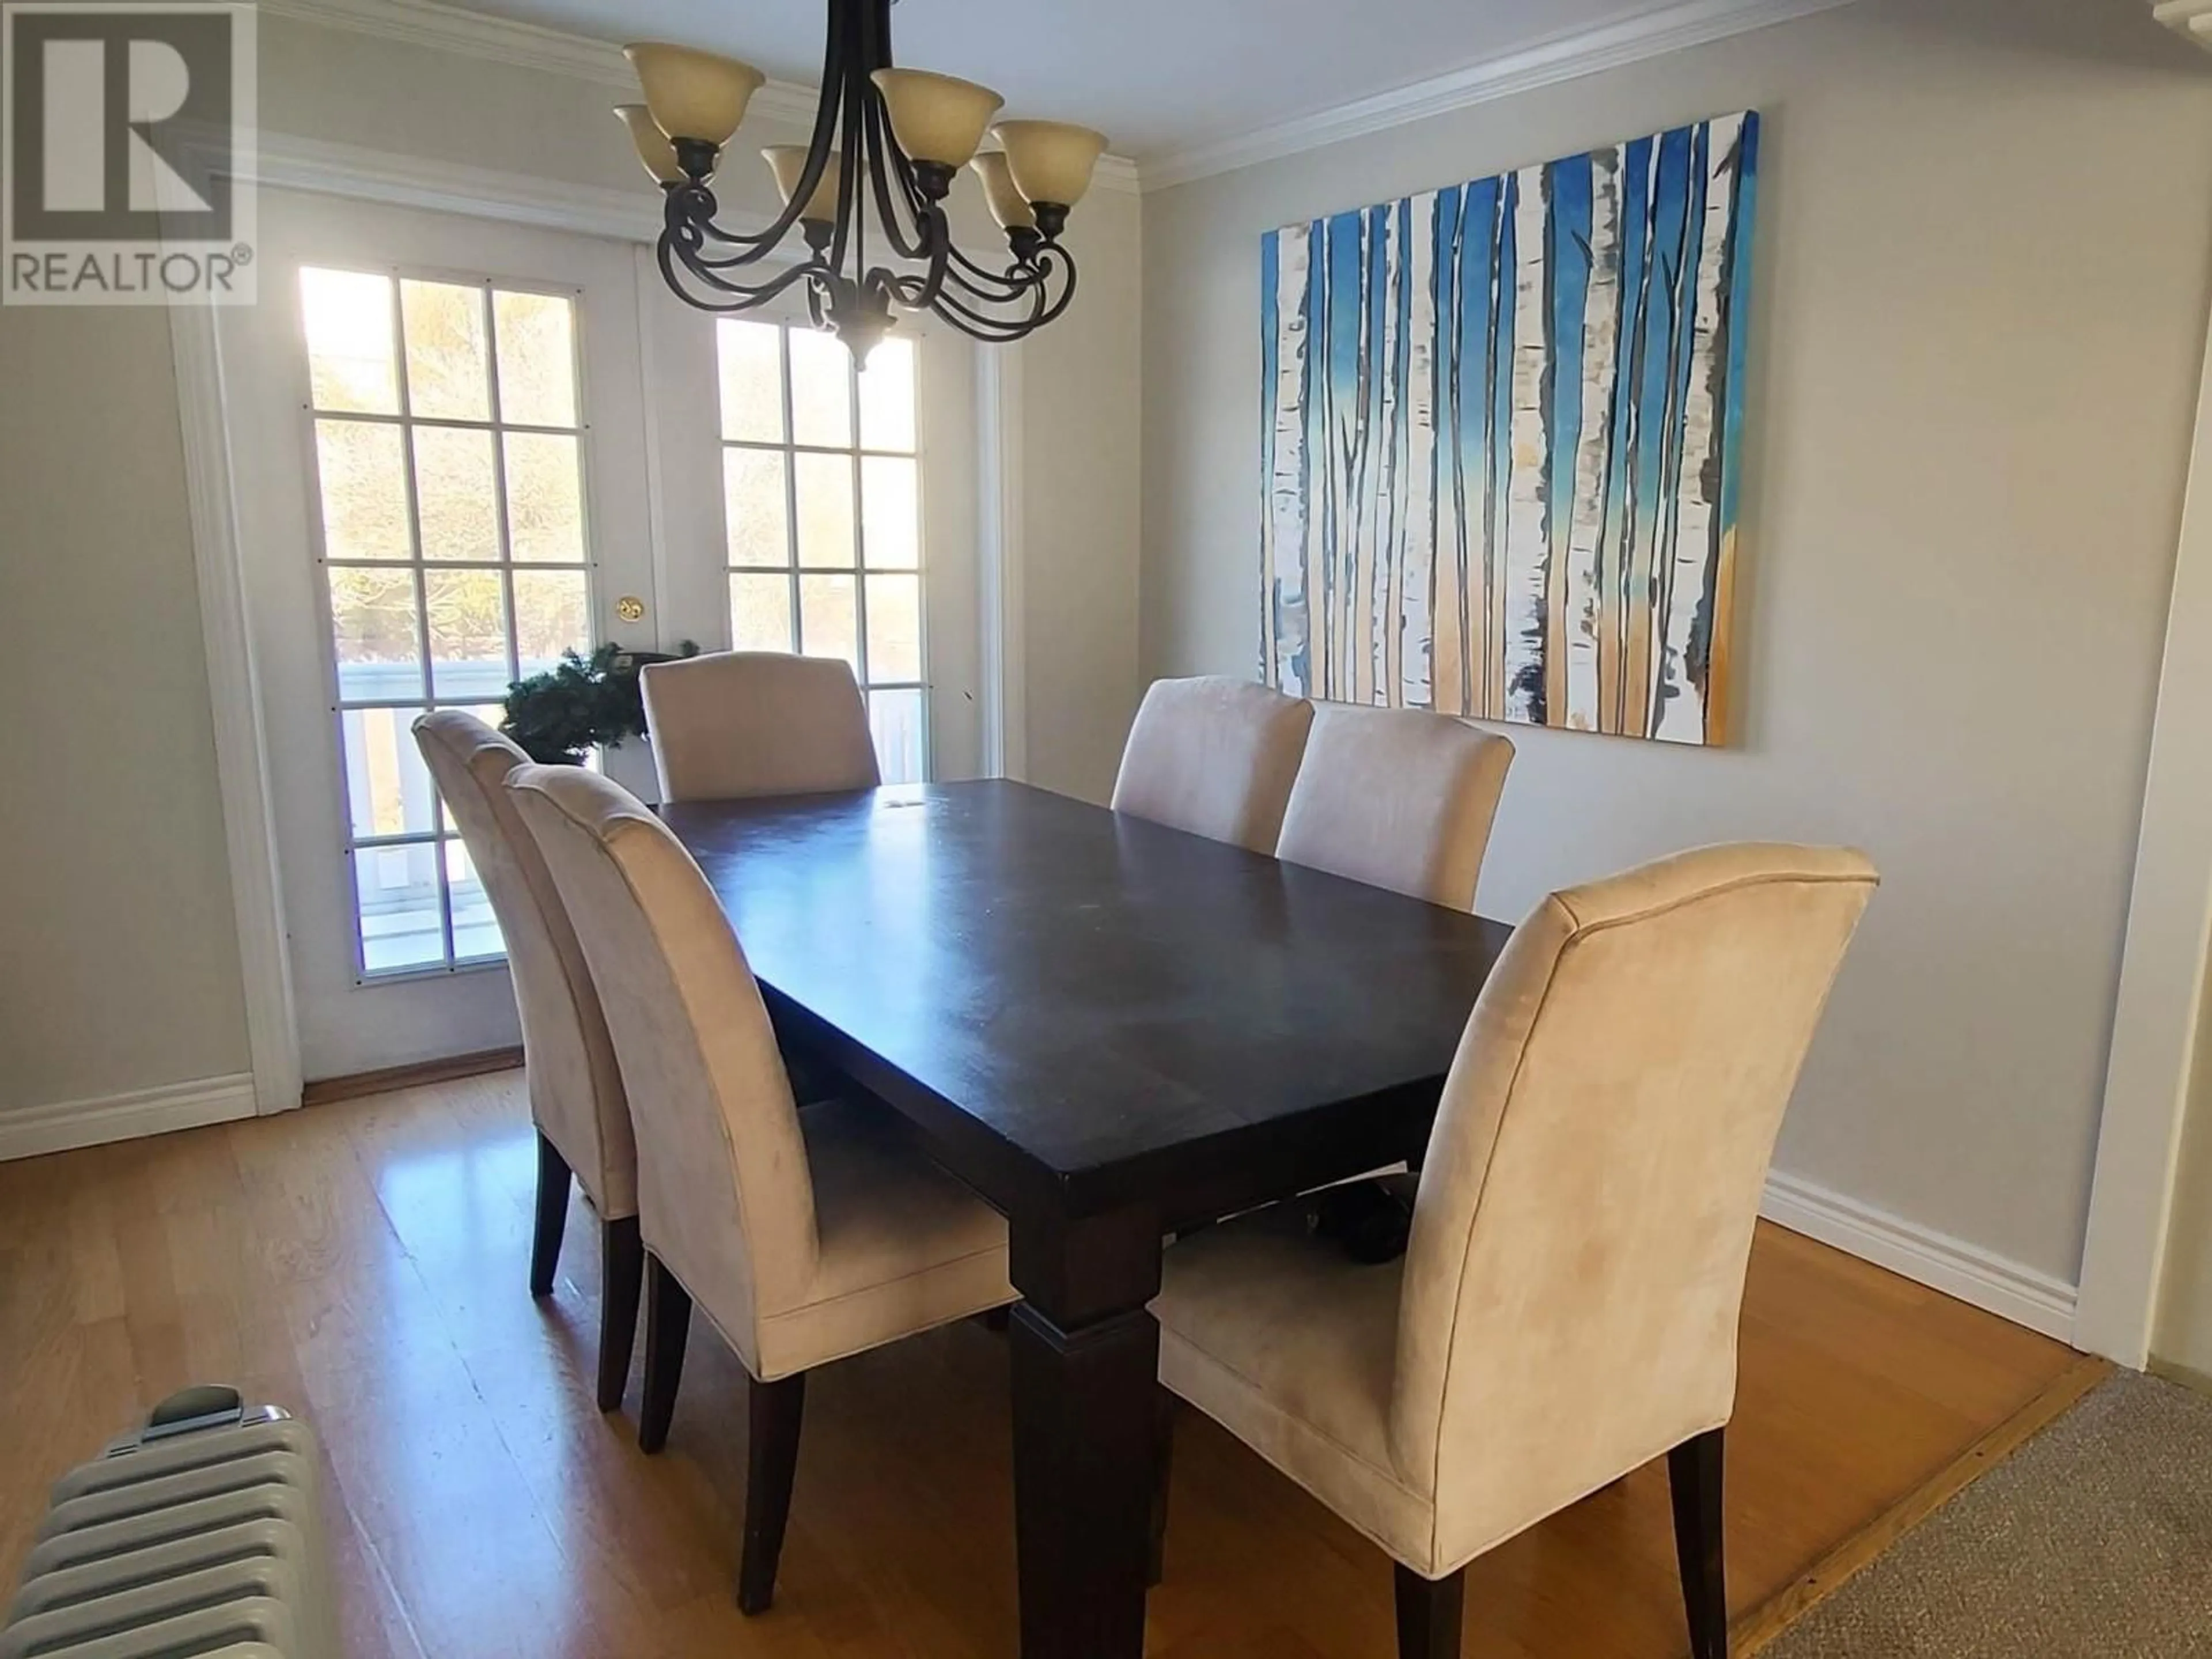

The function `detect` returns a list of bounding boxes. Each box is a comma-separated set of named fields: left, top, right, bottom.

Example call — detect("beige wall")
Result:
left=0, top=11, right=1142, bottom=1117
left=1139, top=0, right=2212, bottom=1283
left=0, top=311, right=252, bottom=1111
left=1016, top=205, right=1145, bottom=803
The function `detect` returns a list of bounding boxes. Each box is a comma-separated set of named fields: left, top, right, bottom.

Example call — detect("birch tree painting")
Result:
left=1260, top=111, right=1759, bottom=745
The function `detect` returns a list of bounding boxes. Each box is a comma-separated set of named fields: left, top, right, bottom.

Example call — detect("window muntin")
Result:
left=300, top=266, right=592, bottom=978
left=716, top=319, right=927, bottom=783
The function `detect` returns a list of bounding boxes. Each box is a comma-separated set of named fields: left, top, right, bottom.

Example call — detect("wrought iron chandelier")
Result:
left=614, top=0, right=1108, bottom=361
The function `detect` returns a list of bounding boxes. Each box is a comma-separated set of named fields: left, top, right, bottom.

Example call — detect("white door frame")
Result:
left=176, top=131, right=1025, bottom=1108
left=171, top=303, right=302, bottom=1115
left=2075, top=295, right=2212, bottom=1366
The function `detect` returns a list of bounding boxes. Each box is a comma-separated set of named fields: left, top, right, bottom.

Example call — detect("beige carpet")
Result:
left=1760, top=1372, right=2212, bottom=1657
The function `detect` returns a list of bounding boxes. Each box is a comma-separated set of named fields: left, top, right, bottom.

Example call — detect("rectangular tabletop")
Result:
left=661, top=779, right=1512, bottom=1223
left=665, top=778, right=1514, bottom=1658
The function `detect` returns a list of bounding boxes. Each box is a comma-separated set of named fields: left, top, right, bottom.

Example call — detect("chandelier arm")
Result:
left=888, top=140, right=928, bottom=222
left=947, top=245, right=1078, bottom=333
left=947, top=236, right=1071, bottom=300
left=876, top=243, right=960, bottom=317
left=667, top=205, right=804, bottom=273
left=910, top=224, right=954, bottom=312
left=941, top=244, right=1078, bottom=316
left=678, top=198, right=813, bottom=257
left=938, top=252, right=1045, bottom=304
left=1032, top=251, right=1080, bottom=327
left=672, top=1, right=847, bottom=263
left=871, top=0, right=940, bottom=228
left=677, top=242, right=810, bottom=275
left=859, top=92, right=933, bottom=265
left=873, top=166, right=955, bottom=315
left=925, top=266, right=1054, bottom=337
left=823, top=0, right=877, bottom=284
left=659, top=234, right=823, bottom=310
left=869, top=266, right=932, bottom=326
left=908, top=275, right=1033, bottom=341
left=924, top=296, right=1048, bottom=344
left=664, top=203, right=832, bottom=280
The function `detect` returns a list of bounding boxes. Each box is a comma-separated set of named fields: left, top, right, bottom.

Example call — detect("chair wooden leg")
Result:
left=1147, top=1386, right=1175, bottom=1589
left=529, top=1132, right=571, bottom=1299
left=637, top=1254, right=691, bottom=1455
left=1668, top=1427, right=1729, bottom=1659
left=1393, top=1563, right=1465, bottom=1659
left=596, top=1217, right=643, bottom=1412
left=738, top=1373, right=807, bottom=1616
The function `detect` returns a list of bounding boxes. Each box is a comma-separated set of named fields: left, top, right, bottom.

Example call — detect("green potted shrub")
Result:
left=501, top=641, right=699, bottom=766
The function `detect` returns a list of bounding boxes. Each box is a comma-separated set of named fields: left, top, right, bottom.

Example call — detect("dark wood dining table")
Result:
left=661, top=779, right=1512, bottom=1659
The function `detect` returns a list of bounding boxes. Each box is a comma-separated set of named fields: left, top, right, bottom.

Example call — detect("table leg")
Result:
left=1007, top=1207, right=1164, bottom=1659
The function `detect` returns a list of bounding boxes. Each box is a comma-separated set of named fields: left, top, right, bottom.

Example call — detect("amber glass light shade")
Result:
left=968, top=151, right=1035, bottom=230
left=613, top=105, right=682, bottom=184
left=991, top=120, right=1108, bottom=207
left=870, top=68, right=1005, bottom=168
left=763, top=145, right=843, bottom=223
left=624, top=42, right=765, bottom=146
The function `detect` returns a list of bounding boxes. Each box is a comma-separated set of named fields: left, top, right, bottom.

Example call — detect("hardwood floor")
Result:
left=0, top=1072, right=2094, bottom=1658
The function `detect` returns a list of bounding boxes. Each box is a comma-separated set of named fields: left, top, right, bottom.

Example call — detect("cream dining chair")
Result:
left=640, top=650, right=880, bottom=804
left=411, top=712, right=642, bottom=1412
left=505, top=763, right=1017, bottom=1614
left=1111, top=675, right=1316, bottom=852
left=1147, top=843, right=1878, bottom=1659
left=1277, top=705, right=1515, bottom=910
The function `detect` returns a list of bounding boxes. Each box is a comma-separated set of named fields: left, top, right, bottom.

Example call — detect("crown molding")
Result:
left=251, top=0, right=1858, bottom=196
left=255, top=0, right=1140, bottom=192
left=259, top=0, right=825, bottom=124
left=262, top=0, right=623, bottom=85
left=251, top=128, right=689, bottom=240
left=1142, top=0, right=1859, bottom=191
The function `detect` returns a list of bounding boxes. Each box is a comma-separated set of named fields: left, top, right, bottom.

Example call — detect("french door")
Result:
left=225, top=192, right=658, bottom=1077
left=224, top=190, right=981, bottom=1082
left=636, top=278, right=983, bottom=782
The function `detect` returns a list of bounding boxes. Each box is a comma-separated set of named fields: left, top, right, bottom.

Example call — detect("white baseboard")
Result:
left=0, top=1074, right=259, bottom=1162
left=0, top=1074, right=2083, bottom=1346
left=1762, top=1169, right=2078, bottom=1343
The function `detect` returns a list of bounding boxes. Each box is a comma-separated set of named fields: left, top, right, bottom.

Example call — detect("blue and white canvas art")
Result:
left=1260, top=111, right=1759, bottom=745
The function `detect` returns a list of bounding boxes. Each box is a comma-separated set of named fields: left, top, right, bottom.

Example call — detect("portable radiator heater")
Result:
left=2, top=1387, right=339, bottom=1658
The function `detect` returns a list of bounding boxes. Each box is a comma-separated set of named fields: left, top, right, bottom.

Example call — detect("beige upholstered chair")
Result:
left=411, top=711, right=641, bottom=1412
left=1110, top=676, right=1316, bottom=852
left=1149, top=844, right=1878, bottom=1659
left=505, top=763, right=1016, bottom=1614
left=640, top=650, right=881, bottom=804
left=1276, top=706, right=1515, bottom=910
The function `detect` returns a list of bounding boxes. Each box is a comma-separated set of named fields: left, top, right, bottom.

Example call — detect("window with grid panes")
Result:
left=717, top=319, right=927, bottom=782
left=298, top=266, right=593, bottom=978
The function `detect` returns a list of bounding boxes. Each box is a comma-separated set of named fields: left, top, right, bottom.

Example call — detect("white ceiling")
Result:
left=448, top=0, right=1680, bottom=161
